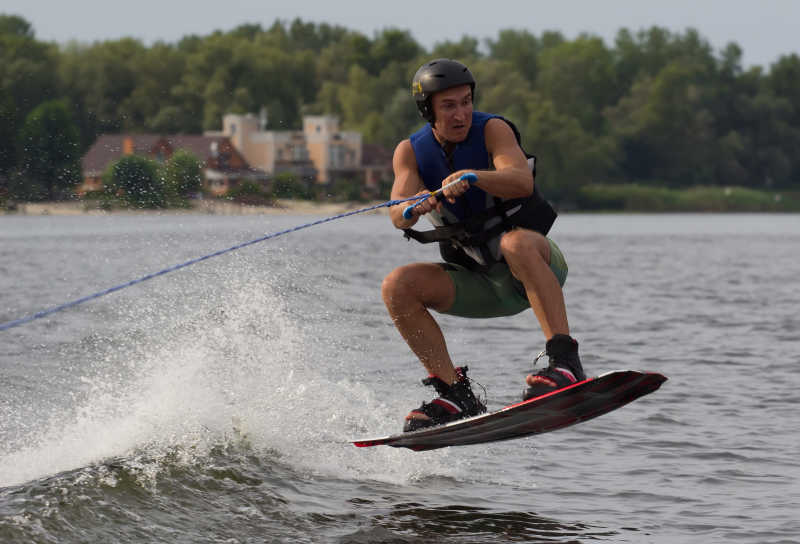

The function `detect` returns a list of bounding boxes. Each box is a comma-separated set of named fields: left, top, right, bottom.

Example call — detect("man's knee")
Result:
left=382, top=265, right=414, bottom=302
left=499, top=229, right=549, bottom=265
left=382, top=263, right=434, bottom=302
left=382, top=263, right=453, bottom=311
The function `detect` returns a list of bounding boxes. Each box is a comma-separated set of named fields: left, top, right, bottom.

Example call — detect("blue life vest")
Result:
left=409, top=111, right=498, bottom=221
left=405, top=112, right=557, bottom=269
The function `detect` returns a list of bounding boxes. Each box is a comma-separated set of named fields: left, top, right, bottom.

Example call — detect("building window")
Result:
left=292, top=145, right=308, bottom=161
left=330, top=145, right=345, bottom=168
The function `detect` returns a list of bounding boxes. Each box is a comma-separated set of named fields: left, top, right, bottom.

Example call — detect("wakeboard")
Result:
left=352, top=370, right=666, bottom=451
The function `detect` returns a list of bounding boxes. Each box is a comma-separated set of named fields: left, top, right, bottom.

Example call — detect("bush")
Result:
left=576, top=184, right=679, bottom=211
left=16, top=99, right=82, bottom=200
left=103, top=155, right=166, bottom=208
left=6, top=172, right=48, bottom=202
left=226, top=180, right=275, bottom=206
left=271, top=173, right=313, bottom=199
left=163, top=149, right=203, bottom=199
left=680, top=187, right=774, bottom=211
left=576, top=183, right=800, bottom=212
left=325, top=178, right=367, bottom=202
left=79, top=188, right=117, bottom=210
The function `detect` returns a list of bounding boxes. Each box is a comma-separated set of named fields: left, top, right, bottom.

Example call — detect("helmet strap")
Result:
left=423, top=97, right=435, bottom=124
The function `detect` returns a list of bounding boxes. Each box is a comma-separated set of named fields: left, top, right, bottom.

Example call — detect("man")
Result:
left=382, top=59, right=586, bottom=432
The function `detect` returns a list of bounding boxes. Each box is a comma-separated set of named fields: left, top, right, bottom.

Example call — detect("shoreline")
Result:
left=4, top=199, right=391, bottom=217
left=5, top=198, right=799, bottom=217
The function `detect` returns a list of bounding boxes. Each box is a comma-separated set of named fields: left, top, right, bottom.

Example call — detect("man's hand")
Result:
left=407, top=189, right=441, bottom=217
left=440, top=170, right=476, bottom=203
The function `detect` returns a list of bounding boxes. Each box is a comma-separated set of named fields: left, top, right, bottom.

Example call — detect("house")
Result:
left=362, top=142, right=395, bottom=195
left=208, top=113, right=393, bottom=193
left=80, top=113, right=393, bottom=198
left=79, top=134, right=268, bottom=196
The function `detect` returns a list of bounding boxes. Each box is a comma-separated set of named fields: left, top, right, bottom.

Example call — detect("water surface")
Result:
left=1, top=213, right=798, bottom=543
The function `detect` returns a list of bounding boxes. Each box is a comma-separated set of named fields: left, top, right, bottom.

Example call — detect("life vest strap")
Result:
left=403, top=197, right=529, bottom=247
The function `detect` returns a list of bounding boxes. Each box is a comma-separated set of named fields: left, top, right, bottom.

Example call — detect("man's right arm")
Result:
left=389, top=139, right=431, bottom=229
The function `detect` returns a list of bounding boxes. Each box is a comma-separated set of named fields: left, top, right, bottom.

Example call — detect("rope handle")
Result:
left=401, top=172, right=478, bottom=220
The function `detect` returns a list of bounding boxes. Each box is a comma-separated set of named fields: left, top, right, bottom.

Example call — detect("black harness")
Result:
left=403, top=119, right=557, bottom=270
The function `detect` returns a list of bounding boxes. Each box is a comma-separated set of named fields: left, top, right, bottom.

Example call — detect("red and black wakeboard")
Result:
left=352, top=370, right=667, bottom=451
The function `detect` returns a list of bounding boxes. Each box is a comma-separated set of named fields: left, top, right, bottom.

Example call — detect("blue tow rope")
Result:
left=0, top=193, right=431, bottom=333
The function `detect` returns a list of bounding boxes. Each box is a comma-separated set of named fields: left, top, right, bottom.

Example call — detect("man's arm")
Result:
left=438, top=118, right=534, bottom=203
left=388, top=139, right=435, bottom=229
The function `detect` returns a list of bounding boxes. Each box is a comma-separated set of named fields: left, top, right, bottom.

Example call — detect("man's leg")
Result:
left=383, top=262, right=473, bottom=427
left=499, top=229, right=569, bottom=339
left=499, top=229, right=583, bottom=392
left=382, top=262, right=458, bottom=385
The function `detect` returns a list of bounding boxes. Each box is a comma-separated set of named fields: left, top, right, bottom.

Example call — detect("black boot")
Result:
left=523, top=334, right=586, bottom=401
left=404, top=366, right=486, bottom=432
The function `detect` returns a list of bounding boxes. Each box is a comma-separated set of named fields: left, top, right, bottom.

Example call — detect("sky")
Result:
left=3, top=0, right=799, bottom=69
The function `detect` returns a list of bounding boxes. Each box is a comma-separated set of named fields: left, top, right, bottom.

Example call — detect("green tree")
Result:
left=272, top=172, right=312, bottom=199
left=286, top=19, right=349, bottom=52
left=315, top=56, right=422, bottom=148
left=226, top=179, right=273, bottom=206
left=57, top=38, right=147, bottom=134
left=163, top=149, right=203, bottom=199
left=536, top=36, right=618, bottom=134
left=606, top=60, right=717, bottom=185
left=175, top=31, right=315, bottom=131
left=0, top=91, right=15, bottom=190
left=369, top=88, right=421, bottom=148
left=127, top=42, right=188, bottom=131
left=0, top=15, right=60, bottom=177
left=430, top=37, right=481, bottom=62
left=765, top=54, right=800, bottom=184
left=613, top=27, right=716, bottom=92
left=103, top=154, right=166, bottom=208
left=335, top=65, right=378, bottom=130
left=3, top=15, right=796, bottom=200
left=472, top=59, right=535, bottom=125
left=369, top=29, right=423, bottom=74
left=315, top=31, right=374, bottom=83
left=767, top=55, right=800, bottom=139
left=486, top=29, right=540, bottom=84
left=523, top=96, right=616, bottom=202
left=16, top=99, right=82, bottom=200
left=328, top=178, right=365, bottom=202
left=0, top=14, right=33, bottom=37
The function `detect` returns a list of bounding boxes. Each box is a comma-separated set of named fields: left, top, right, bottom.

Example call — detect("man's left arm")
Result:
left=438, top=118, right=533, bottom=203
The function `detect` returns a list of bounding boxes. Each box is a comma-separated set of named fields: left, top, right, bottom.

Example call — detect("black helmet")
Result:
left=411, top=58, right=475, bottom=122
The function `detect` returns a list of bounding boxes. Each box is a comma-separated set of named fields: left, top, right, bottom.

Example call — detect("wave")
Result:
left=0, top=263, right=468, bottom=490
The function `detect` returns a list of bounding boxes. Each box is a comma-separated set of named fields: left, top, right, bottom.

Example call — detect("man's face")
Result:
left=431, top=84, right=473, bottom=143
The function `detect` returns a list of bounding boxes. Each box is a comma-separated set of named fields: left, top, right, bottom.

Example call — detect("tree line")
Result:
left=2, top=13, right=799, bottom=206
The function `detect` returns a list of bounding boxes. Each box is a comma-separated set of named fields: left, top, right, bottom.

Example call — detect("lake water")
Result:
left=1, top=212, right=798, bottom=543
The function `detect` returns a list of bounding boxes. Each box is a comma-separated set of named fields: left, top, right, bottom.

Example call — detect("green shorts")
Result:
left=440, top=238, right=568, bottom=318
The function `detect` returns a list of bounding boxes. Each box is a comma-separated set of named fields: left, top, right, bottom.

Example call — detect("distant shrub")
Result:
left=680, top=187, right=774, bottom=211
left=6, top=172, right=48, bottom=202
left=576, top=184, right=800, bottom=212
left=272, top=173, right=313, bottom=199
left=226, top=180, right=275, bottom=206
left=326, top=178, right=367, bottom=202
left=577, top=184, right=678, bottom=211
left=163, top=149, right=203, bottom=200
left=102, top=155, right=166, bottom=209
